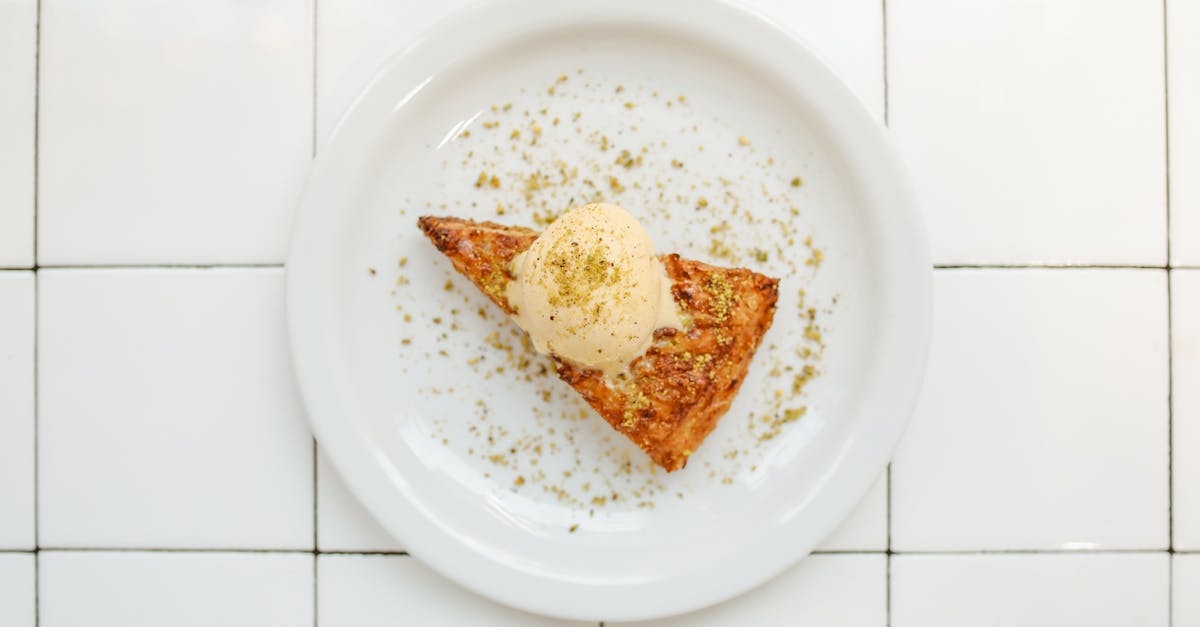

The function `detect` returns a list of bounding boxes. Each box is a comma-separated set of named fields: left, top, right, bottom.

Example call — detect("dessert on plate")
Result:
left=418, top=203, right=779, bottom=471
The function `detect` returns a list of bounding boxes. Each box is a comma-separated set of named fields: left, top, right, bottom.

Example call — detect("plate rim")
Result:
left=287, top=0, right=931, bottom=620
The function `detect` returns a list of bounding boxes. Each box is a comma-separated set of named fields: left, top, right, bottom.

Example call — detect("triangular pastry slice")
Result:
left=418, top=216, right=779, bottom=471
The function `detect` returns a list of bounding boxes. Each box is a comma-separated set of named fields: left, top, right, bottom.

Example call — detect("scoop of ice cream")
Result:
left=506, top=203, right=681, bottom=377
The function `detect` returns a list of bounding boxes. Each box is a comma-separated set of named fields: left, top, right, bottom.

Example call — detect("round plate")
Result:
left=288, top=0, right=930, bottom=620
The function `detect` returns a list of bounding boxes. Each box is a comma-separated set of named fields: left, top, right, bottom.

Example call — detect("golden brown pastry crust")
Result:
left=418, top=216, right=779, bottom=471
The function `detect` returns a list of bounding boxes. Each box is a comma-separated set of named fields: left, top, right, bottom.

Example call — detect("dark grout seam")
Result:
left=891, top=548, right=1168, bottom=556
left=1163, top=0, right=1173, bottom=267
left=39, top=547, right=318, bottom=554
left=31, top=273, right=39, bottom=627
left=32, top=0, right=40, bottom=266
left=886, top=464, right=893, bottom=625
left=315, top=551, right=411, bottom=556
left=32, top=0, right=42, bottom=623
left=881, top=0, right=893, bottom=623
left=27, top=547, right=1181, bottom=556
left=33, top=263, right=285, bottom=270
left=5, top=263, right=1193, bottom=272
left=311, top=1, right=319, bottom=625
left=934, top=263, right=1171, bottom=270
left=1163, top=0, right=1174, bottom=621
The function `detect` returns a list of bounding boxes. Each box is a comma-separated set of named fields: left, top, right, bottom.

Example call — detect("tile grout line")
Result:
left=889, top=548, right=1171, bottom=556
left=886, top=464, right=893, bottom=619
left=32, top=272, right=40, bottom=627
left=1163, top=0, right=1173, bottom=623
left=315, top=551, right=410, bottom=556
left=33, top=0, right=42, bottom=624
left=30, top=263, right=286, bottom=270
left=37, top=547, right=320, bottom=554
left=881, top=0, right=892, bottom=624
left=16, top=547, right=1186, bottom=555
left=307, top=437, right=312, bottom=619
left=311, top=0, right=319, bottom=625
left=1167, top=265, right=1176, bottom=627
left=1163, top=0, right=1173, bottom=268
left=32, top=0, right=40, bottom=267
left=5, top=263, right=1198, bottom=273
left=883, top=0, right=892, bottom=619
left=934, top=263, right=1171, bottom=270
left=312, top=438, right=318, bottom=627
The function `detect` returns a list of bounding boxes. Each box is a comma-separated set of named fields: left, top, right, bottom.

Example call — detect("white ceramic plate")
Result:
left=288, top=0, right=930, bottom=620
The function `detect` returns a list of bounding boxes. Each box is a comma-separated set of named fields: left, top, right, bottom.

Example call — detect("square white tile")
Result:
left=1173, top=270, right=1200, bottom=549
left=317, top=449, right=402, bottom=552
left=892, top=270, right=1169, bottom=551
left=889, top=0, right=1166, bottom=265
left=737, top=0, right=884, bottom=119
left=1169, top=0, right=1200, bottom=265
left=0, top=0, right=35, bottom=267
left=316, top=0, right=473, bottom=146
left=892, top=553, right=1169, bottom=627
left=0, top=554, right=35, bottom=627
left=817, top=470, right=887, bottom=552
left=1175, top=554, right=1200, bottom=626
left=40, top=551, right=312, bottom=627
left=317, top=554, right=586, bottom=627
left=38, top=269, right=313, bottom=549
left=38, top=0, right=311, bottom=264
left=0, top=273, right=34, bottom=549
left=614, top=554, right=886, bottom=627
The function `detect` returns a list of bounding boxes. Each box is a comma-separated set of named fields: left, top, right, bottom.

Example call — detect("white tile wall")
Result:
left=318, top=554, right=585, bottom=627
left=0, top=554, right=35, bottom=627
left=0, top=273, right=34, bottom=549
left=615, top=555, right=886, bottom=627
left=1174, top=270, right=1200, bottom=550
left=1169, top=0, right=1200, bottom=265
left=892, top=270, right=1169, bottom=551
left=38, top=270, right=313, bottom=549
left=892, top=553, right=1169, bottom=627
left=40, top=551, right=312, bottom=627
left=316, top=450, right=402, bottom=553
left=0, top=0, right=36, bottom=267
left=889, top=0, right=1166, bottom=265
left=37, top=0, right=312, bottom=265
left=1176, top=554, right=1200, bottom=626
